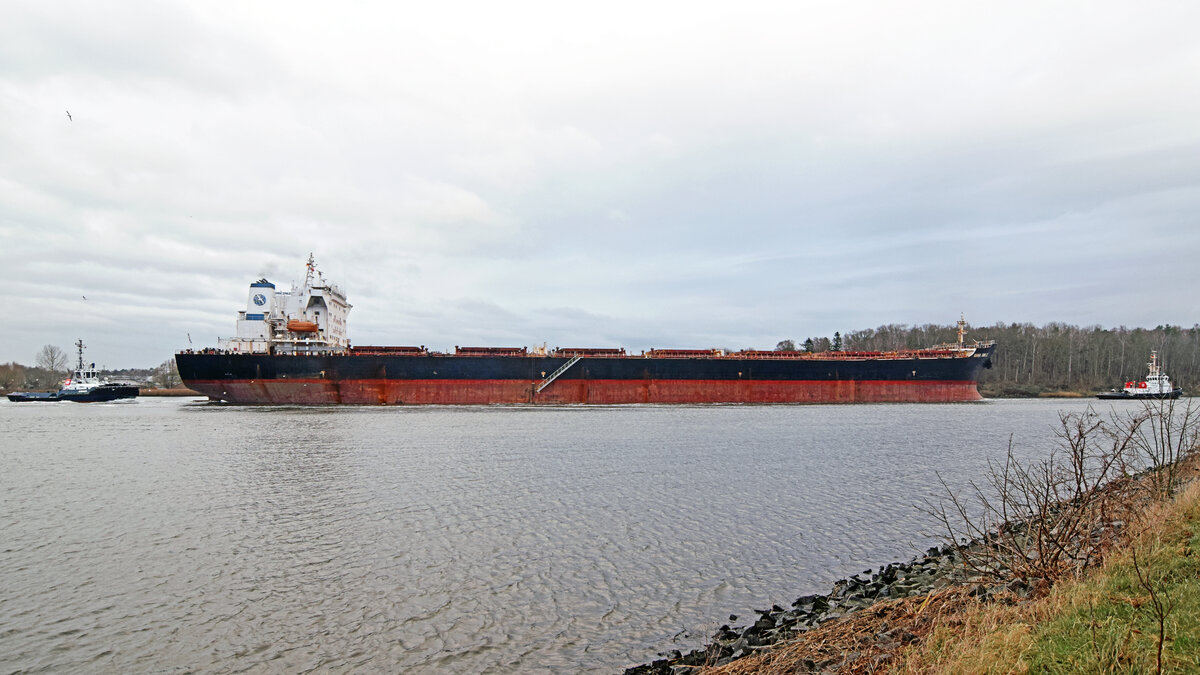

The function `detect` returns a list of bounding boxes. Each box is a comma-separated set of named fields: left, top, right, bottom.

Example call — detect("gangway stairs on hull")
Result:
left=535, top=355, right=583, bottom=394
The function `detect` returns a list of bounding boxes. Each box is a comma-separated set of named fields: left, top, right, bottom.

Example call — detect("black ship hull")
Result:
left=176, top=345, right=995, bottom=405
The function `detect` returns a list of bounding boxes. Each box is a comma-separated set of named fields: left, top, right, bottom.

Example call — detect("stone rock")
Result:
left=625, top=526, right=1010, bottom=673
left=1006, top=578, right=1032, bottom=597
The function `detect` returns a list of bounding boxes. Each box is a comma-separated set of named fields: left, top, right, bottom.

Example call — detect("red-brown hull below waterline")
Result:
left=183, top=378, right=985, bottom=405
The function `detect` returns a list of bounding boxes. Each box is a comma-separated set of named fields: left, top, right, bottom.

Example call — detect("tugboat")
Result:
left=1097, top=351, right=1183, bottom=400
left=6, top=340, right=139, bottom=403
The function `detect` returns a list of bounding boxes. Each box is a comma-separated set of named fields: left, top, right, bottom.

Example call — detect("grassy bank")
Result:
left=690, top=459, right=1200, bottom=675
left=901, top=473, right=1200, bottom=674
left=678, top=402, right=1200, bottom=675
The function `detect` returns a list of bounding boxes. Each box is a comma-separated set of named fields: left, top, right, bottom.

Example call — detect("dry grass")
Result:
left=694, top=454, right=1200, bottom=675
left=138, top=387, right=204, bottom=396
left=902, top=475, right=1200, bottom=667
left=699, top=588, right=983, bottom=675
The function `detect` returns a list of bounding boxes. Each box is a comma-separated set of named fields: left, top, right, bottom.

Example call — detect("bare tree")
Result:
left=35, top=344, right=68, bottom=372
left=153, top=359, right=181, bottom=388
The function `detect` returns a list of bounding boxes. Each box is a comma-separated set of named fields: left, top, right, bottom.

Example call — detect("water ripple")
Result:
left=0, top=397, right=1106, bottom=672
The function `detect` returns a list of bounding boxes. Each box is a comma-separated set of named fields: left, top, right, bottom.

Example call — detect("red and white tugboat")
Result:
left=1097, top=351, right=1183, bottom=400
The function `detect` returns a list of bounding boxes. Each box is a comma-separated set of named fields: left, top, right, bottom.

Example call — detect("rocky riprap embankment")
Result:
left=622, top=544, right=1032, bottom=674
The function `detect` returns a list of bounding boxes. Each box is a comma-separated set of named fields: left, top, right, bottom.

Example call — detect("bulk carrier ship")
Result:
left=175, top=257, right=996, bottom=405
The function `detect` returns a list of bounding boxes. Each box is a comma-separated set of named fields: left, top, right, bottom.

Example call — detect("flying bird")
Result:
left=66, top=110, right=72, bottom=121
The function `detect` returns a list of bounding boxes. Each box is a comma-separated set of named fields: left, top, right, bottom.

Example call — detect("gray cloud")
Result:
left=2, top=1, right=1198, bottom=368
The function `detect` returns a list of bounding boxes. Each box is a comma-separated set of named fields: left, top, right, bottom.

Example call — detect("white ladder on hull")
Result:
left=535, top=355, right=583, bottom=394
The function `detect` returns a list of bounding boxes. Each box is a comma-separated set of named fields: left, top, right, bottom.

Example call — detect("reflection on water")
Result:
left=0, top=397, right=1112, bottom=672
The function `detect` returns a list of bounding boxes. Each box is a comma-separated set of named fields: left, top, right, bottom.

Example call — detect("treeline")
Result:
left=782, top=322, right=1200, bottom=396
left=0, top=361, right=179, bottom=393
left=0, top=363, right=68, bottom=392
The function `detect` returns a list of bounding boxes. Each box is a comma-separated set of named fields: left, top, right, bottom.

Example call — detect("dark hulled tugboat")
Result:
left=7, top=340, right=139, bottom=403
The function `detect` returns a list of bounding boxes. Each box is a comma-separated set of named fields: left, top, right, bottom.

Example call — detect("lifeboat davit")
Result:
left=287, top=319, right=319, bottom=333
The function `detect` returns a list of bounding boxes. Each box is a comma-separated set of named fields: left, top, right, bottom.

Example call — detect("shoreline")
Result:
left=137, top=387, right=204, bottom=397
left=621, top=406, right=1200, bottom=674
left=622, top=542, right=993, bottom=674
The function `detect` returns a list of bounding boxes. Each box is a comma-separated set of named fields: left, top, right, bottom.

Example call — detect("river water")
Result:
left=0, top=397, right=1120, bottom=673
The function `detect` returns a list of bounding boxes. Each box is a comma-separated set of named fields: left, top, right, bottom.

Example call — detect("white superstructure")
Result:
left=60, top=338, right=103, bottom=394
left=1121, top=351, right=1176, bottom=396
left=220, top=255, right=352, bottom=355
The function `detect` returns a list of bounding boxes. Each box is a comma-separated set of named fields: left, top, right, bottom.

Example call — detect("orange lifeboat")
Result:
left=287, top=319, right=319, bottom=333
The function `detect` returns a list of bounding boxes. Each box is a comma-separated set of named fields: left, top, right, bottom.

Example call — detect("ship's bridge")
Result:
left=219, top=255, right=351, bottom=354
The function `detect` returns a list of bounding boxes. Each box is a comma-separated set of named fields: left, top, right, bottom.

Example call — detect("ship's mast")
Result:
left=75, top=339, right=85, bottom=371
left=304, top=253, right=316, bottom=287
left=957, top=314, right=966, bottom=347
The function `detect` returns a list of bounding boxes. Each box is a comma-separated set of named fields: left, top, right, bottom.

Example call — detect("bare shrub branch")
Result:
left=1113, top=398, right=1200, bottom=498
left=925, top=405, right=1158, bottom=586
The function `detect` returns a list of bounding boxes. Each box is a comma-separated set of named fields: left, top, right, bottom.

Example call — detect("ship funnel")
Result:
left=247, top=279, right=276, bottom=316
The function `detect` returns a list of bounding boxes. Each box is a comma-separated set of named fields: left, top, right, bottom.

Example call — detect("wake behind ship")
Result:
left=176, top=257, right=996, bottom=405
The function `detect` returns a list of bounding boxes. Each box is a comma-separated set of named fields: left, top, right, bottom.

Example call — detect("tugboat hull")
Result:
left=6, top=384, right=138, bottom=403
left=59, top=384, right=140, bottom=402
left=6, top=392, right=61, bottom=402
left=1097, top=388, right=1182, bottom=400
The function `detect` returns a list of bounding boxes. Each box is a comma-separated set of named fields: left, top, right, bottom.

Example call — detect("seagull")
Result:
left=82, top=295, right=87, bottom=301
left=66, top=110, right=72, bottom=121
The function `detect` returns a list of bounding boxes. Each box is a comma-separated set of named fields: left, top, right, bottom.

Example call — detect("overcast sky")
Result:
left=3, top=1, right=1198, bottom=369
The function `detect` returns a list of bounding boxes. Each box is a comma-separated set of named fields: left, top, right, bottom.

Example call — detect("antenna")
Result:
left=305, top=253, right=316, bottom=286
